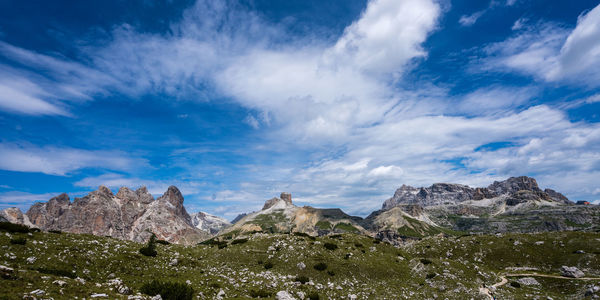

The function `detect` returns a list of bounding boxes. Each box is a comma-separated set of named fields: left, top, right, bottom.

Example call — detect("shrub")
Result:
left=257, top=260, right=263, bottom=265
left=420, top=258, right=432, bottom=265
left=48, top=230, right=62, bottom=234
left=307, top=291, right=320, bottom=300
left=510, top=281, right=521, bottom=288
left=327, top=270, right=335, bottom=276
left=249, top=289, right=272, bottom=298
left=10, top=237, right=26, bottom=245
left=231, top=238, right=248, bottom=245
left=354, top=243, right=363, bottom=248
left=323, top=242, right=338, bottom=251
left=36, top=267, right=76, bottom=279
left=209, top=282, right=221, bottom=289
left=313, top=262, right=327, bottom=271
left=139, top=234, right=158, bottom=257
left=156, top=239, right=170, bottom=245
left=426, top=273, right=437, bottom=279
left=217, top=243, right=228, bottom=249
left=264, top=262, right=273, bottom=269
left=0, top=222, right=31, bottom=233
left=373, top=239, right=381, bottom=244
left=295, top=276, right=309, bottom=284
left=293, top=232, right=310, bottom=238
left=140, top=280, right=194, bottom=300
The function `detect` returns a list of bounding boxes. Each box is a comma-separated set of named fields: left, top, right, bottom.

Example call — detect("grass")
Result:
left=315, top=220, right=332, bottom=230
left=333, top=222, right=359, bottom=233
left=0, top=229, right=599, bottom=299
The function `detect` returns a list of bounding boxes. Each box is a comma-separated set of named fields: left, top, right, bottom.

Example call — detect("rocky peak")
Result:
left=262, top=193, right=294, bottom=210
left=97, top=185, right=114, bottom=197
left=136, top=186, right=154, bottom=204
left=116, top=186, right=154, bottom=204
left=49, top=193, right=70, bottom=205
left=487, top=176, right=541, bottom=195
left=156, top=186, right=191, bottom=222
left=280, top=192, right=292, bottom=205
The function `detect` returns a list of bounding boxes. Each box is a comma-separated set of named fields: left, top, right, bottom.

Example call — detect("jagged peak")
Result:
left=49, top=193, right=70, bottom=204
left=97, top=185, right=114, bottom=196
left=262, top=192, right=294, bottom=210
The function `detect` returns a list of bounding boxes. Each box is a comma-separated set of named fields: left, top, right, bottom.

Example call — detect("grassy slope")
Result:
left=1, top=229, right=599, bottom=299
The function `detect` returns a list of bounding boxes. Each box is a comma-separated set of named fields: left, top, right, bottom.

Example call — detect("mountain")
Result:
left=376, top=176, right=599, bottom=235
left=9, top=185, right=209, bottom=245
left=190, top=211, right=231, bottom=235
left=223, top=192, right=366, bottom=236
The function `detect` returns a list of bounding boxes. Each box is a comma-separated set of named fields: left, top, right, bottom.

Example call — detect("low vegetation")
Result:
left=0, top=229, right=599, bottom=299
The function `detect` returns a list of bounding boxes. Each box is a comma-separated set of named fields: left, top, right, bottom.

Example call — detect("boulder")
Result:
left=560, top=266, right=585, bottom=278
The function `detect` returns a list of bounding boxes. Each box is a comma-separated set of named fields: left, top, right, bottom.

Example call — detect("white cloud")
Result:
left=511, top=18, right=527, bottom=30
left=482, top=4, right=600, bottom=86
left=0, top=79, right=68, bottom=116
left=0, top=143, right=147, bottom=176
left=459, top=11, right=485, bottom=27
left=73, top=173, right=206, bottom=196
left=0, top=191, right=60, bottom=211
left=327, top=0, right=440, bottom=74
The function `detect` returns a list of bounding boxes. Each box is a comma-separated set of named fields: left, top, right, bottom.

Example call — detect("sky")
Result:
left=1, top=0, right=600, bottom=220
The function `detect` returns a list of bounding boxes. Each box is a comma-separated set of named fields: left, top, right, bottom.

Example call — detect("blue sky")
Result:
left=1, top=0, right=600, bottom=219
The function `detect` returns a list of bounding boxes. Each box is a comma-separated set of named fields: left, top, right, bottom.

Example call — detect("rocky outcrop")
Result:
left=225, top=193, right=365, bottom=236
left=190, top=212, right=231, bottom=235
left=0, top=207, right=33, bottom=227
left=382, top=176, right=572, bottom=210
left=20, top=185, right=209, bottom=245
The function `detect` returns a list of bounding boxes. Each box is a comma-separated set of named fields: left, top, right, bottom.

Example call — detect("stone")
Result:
left=0, top=264, right=14, bottom=279
left=151, top=295, right=162, bottom=300
left=91, top=293, right=109, bottom=298
left=297, top=262, right=306, bottom=270
left=53, top=280, right=67, bottom=287
left=276, top=291, right=297, bottom=300
left=517, top=277, right=540, bottom=286
left=561, top=266, right=585, bottom=278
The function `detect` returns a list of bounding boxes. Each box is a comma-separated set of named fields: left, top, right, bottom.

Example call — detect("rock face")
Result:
left=0, top=207, right=33, bottom=227
left=376, top=176, right=600, bottom=235
left=382, top=176, right=571, bottom=210
left=190, top=212, right=231, bottom=235
left=17, top=186, right=209, bottom=245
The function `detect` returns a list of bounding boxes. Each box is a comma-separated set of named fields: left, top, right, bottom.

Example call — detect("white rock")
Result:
left=348, top=294, right=358, bottom=300
left=30, top=289, right=45, bottom=295
left=276, top=291, right=296, bottom=300
left=26, top=256, right=37, bottom=264
left=216, top=289, right=226, bottom=300
left=75, top=277, right=86, bottom=284
left=169, top=258, right=178, bottom=266
left=90, top=293, right=108, bottom=298
left=53, top=280, right=67, bottom=287
left=297, top=262, right=306, bottom=270
left=296, top=291, right=306, bottom=299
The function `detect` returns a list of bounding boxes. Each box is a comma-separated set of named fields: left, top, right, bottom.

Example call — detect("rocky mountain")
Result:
left=376, top=176, right=599, bottom=235
left=223, top=193, right=366, bottom=236
left=5, top=186, right=209, bottom=245
left=382, top=176, right=572, bottom=209
left=190, top=211, right=231, bottom=235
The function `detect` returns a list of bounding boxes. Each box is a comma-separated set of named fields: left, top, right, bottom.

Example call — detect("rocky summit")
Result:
left=8, top=186, right=209, bottom=245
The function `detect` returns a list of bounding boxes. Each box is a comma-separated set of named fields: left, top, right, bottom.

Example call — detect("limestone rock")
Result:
left=561, top=266, right=585, bottom=278
left=21, top=185, right=209, bottom=245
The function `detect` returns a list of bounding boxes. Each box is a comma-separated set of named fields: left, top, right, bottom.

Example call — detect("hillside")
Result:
left=1, top=225, right=599, bottom=299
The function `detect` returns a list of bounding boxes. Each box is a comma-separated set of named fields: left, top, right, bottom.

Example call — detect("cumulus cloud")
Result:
left=0, top=191, right=60, bottom=210
left=0, top=144, right=147, bottom=176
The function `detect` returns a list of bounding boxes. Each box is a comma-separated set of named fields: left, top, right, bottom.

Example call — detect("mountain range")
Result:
left=1, top=176, right=598, bottom=245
